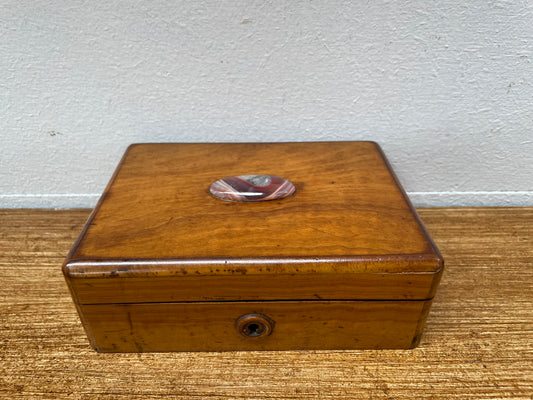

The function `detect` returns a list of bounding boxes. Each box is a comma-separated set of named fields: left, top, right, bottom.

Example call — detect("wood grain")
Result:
left=68, top=143, right=441, bottom=269
left=62, top=142, right=443, bottom=351
left=1, top=208, right=532, bottom=398
left=68, top=270, right=442, bottom=304
left=81, top=300, right=431, bottom=352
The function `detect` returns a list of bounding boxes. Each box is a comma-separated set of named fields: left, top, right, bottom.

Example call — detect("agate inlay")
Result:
left=209, top=175, right=295, bottom=202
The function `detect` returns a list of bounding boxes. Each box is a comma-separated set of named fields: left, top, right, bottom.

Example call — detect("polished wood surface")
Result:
left=63, top=142, right=442, bottom=308
left=82, top=300, right=431, bottom=352
left=67, top=142, right=441, bottom=270
left=68, top=269, right=442, bottom=304
left=62, top=142, right=443, bottom=351
left=1, top=207, right=531, bottom=398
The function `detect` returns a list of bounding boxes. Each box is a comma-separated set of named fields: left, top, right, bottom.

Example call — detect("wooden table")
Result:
left=1, top=208, right=532, bottom=399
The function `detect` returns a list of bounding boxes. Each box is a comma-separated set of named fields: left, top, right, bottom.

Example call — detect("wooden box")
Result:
left=63, top=142, right=444, bottom=352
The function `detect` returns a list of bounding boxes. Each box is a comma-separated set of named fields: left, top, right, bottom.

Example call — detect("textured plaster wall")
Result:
left=1, top=0, right=532, bottom=208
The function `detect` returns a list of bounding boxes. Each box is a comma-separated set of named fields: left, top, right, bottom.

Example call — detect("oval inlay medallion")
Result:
left=209, top=175, right=295, bottom=202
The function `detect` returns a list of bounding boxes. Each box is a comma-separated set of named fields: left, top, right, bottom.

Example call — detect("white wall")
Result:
left=1, top=0, right=532, bottom=208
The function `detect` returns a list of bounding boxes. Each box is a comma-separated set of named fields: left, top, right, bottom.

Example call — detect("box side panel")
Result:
left=61, top=268, right=99, bottom=350
left=69, top=270, right=443, bottom=304
left=80, top=300, right=429, bottom=352
left=409, top=298, right=434, bottom=348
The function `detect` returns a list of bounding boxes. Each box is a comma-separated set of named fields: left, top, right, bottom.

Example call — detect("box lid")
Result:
left=64, top=142, right=443, bottom=304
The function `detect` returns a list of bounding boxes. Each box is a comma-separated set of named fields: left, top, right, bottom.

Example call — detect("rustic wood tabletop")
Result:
left=1, top=208, right=532, bottom=399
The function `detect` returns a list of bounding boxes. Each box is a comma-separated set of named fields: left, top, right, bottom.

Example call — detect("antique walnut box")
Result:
left=63, top=142, right=444, bottom=352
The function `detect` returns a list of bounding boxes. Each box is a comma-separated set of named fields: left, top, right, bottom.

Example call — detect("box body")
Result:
left=63, top=142, right=443, bottom=352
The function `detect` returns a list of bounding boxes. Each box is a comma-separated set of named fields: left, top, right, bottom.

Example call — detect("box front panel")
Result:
left=80, top=300, right=432, bottom=352
left=69, top=271, right=442, bottom=304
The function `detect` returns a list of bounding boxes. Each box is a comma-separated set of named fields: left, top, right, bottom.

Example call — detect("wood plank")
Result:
left=68, top=271, right=441, bottom=303
left=69, top=143, right=441, bottom=266
left=81, top=300, right=430, bottom=352
left=0, top=208, right=532, bottom=399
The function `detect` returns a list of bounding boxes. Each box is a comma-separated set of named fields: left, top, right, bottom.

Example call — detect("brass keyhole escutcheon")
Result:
left=236, top=314, right=274, bottom=338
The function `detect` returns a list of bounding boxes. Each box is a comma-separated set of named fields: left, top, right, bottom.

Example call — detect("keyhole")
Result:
left=236, top=314, right=274, bottom=338
left=244, top=322, right=263, bottom=337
